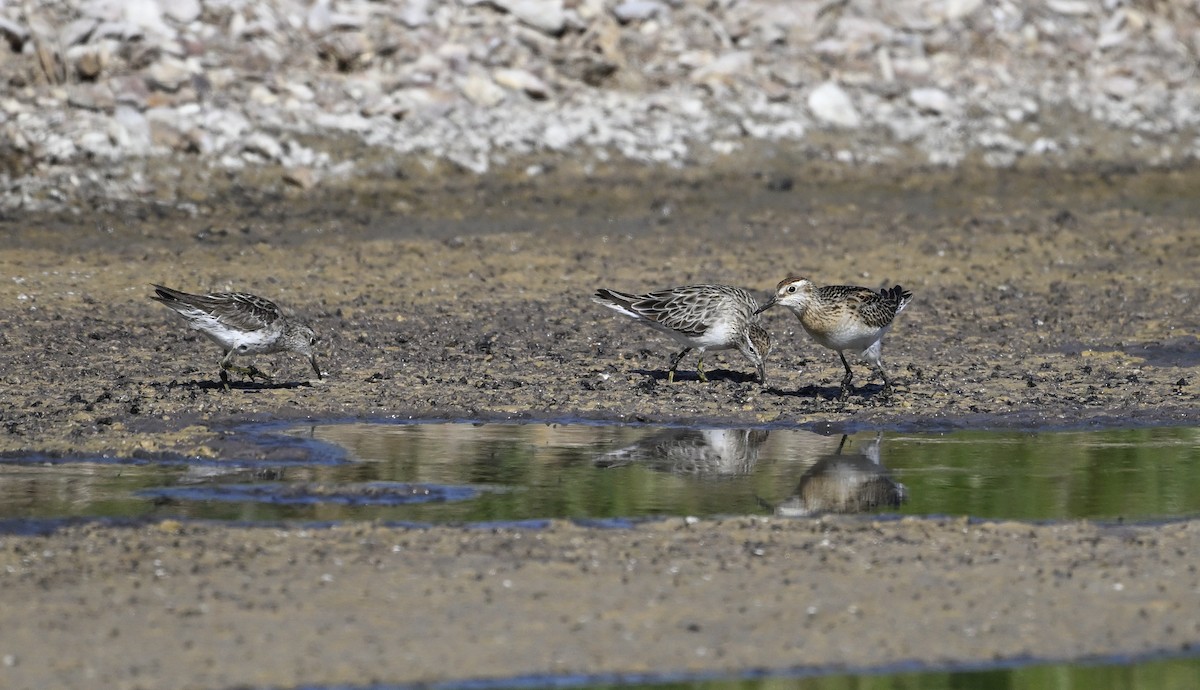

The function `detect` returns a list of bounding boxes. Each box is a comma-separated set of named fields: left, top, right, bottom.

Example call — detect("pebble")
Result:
left=807, top=81, right=862, bottom=129
left=491, top=0, right=565, bottom=36
left=493, top=68, right=551, bottom=99
left=0, top=17, right=28, bottom=50
left=612, top=1, right=665, bottom=24
left=462, top=71, right=507, bottom=107
left=146, top=56, right=191, bottom=92
left=162, top=0, right=202, bottom=25
left=908, top=87, right=954, bottom=115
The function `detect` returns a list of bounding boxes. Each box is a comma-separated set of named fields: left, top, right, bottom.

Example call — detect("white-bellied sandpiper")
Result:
left=593, top=284, right=771, bottom=385
left=151, top=284, right=321, bottom=385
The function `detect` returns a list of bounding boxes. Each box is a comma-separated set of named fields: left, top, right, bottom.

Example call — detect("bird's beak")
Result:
left=754, top=296, right=777, bottom=315
left=757, top=362, right=767, bottom=388
left=310, top=354, right=323, bottom=380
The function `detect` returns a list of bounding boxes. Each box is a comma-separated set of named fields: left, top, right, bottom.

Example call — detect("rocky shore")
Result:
left=3, top=0, right=1200, bottom=212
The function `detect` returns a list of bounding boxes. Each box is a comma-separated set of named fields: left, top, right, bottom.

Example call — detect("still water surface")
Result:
left=454, top=654, right=1200, bottom=690
left=1, top=423, right=1197, bottom=524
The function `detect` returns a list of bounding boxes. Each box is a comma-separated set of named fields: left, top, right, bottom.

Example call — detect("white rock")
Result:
left=612, top=0, right=665, bottom=23
left=1102, top=75, right=1139, bottom=100
left=909, top=87, right=953, bottom=114
left=1047, top=0, right=1092, bottom=15
left=285, top=82, right=315, bottom=102
left=307, top=0, right=333, bottom=34
left=492, top=0, right=565, bottom=35
left=242, top=132, right=284, bottom=161
left=160, top=0, right=201, bottom=24
left=493, top=68, right=550, bottom=99
left=122, top=0, right=173, bottom=37
left=461, top=72, right=506, bottom=107
left=42, top=134, right=79, bottom=163
left=807, top=81, right=861, bottom=128
left=836, top=17, right=893, bottom=48
left=77, top=130, right=115, bottom=158
left=690, top=51, right=754, bottom=86
left=541, top=122, right=577, bottom=150
left=0, top=17, right=29, bottom=51
left=61, top=18, right=99, bottom=46
left=146, top=56, right=191, bottom=92
left=399, top=0, right=431, bottom=28
left=92, top=21, right=142, bottom=42
left=113, top=105, right=153, bottom=154
left=943, top=0, right=983, bottom=21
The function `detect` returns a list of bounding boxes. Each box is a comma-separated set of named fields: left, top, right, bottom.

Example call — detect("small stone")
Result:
left=146, top=56, right=191, bottom=92
left=612, top=0, right=665, bottom=23
left=690, top=51, right=754, bottom=87
left=1047, top=0, right=1092, bottom=15
left=493, top=68, right=551, bottom=99
left=72, top=48, right=105, bottom=81
left=113, top=105, right=153, bottom=154
left=461, top=71, right=506, bottom=107
left=67, top=83, right=115, bottom=111
left=160, top=0, right=201, bottom=24
left=942, top=0, right=984, bottom=22
left=148, top=118, right=187, bottom=150
left=908, top=87, right=953, bottom=115
left=110, top=75, right=150, bottom=108
left=122, top=0, right=173, bottom=37
left=399, top=0, right=431, bottom=28
left=492, top=0, right=566, bottom=35
left=807, top=81, right=862, bottom=128
left=76, top=129, right=112, bottom=157
left=242, top=132, right=283, bottom=161
left=283, top=167, right=318, bottom=189
left=0, top=17, right=29, bottom=52
left=92, top=21, right=141, bottom=42
left=1101, top=75, right=1139, bottom=100
left=319, top=32, right=372, bottom=71
left=307, top=0, right=333, bottom=34
left=60, top=18, right=99, bottom=47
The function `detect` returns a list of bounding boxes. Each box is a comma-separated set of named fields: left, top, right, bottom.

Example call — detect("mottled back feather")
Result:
left=594, top=285, right=756, bottom=337
left=152, top=284, right=282, bottom=332
left=814, top=285, right=911, bottom=329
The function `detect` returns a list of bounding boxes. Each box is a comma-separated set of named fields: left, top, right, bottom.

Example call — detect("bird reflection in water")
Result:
left=595, top=428, right=770, bottom=477
left=775, top=433, right=908, bottom=516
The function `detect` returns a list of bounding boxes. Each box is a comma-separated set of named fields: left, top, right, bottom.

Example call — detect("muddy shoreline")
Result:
left=1, top=158, right=1199, bottom=688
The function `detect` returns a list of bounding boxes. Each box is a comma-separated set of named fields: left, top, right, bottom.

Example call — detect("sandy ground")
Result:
left=1, top=156, right=1199, bottom=688
left=2, top=517, right=1198, bottom=690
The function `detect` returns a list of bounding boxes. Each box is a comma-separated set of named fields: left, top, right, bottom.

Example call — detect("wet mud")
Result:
left=1, top=155, right=1199, bottom=688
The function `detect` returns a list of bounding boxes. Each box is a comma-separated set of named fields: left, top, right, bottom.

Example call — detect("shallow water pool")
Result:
left=1, top=423, right=1197, bottom=524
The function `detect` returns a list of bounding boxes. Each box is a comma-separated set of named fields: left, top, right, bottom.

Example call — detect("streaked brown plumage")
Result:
left=757, top=276, right=911, bottom=400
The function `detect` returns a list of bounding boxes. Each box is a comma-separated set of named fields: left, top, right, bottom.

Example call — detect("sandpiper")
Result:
left=757, top=276, right=911, bottom=400
left=150, top=284, right=322, bottom=385
left=593, top=284, right=771, bottom=385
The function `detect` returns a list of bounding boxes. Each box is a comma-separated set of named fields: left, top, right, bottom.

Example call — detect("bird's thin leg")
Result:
left=838, top=351, right=854, bottom=401
left=696, top=355, right=708, bottom=383
left=220, top=349, right=272, bottom=383
left=667, top=348, right=692, bottom=383
left=219, top=350, right=234, bottom=390
left=878, top=364, right=893, bottom=399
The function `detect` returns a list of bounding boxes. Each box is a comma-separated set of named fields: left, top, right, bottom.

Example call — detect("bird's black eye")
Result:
left=786, top=285, right=797, bottom=294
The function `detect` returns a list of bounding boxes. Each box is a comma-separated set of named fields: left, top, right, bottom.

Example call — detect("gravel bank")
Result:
left=4, top=0, right=1200, bottom=210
